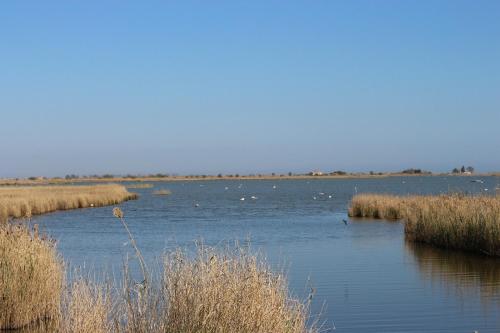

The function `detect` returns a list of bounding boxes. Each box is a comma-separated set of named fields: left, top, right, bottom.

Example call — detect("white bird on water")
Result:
left=240, top=197, right=245, bottom=201
left=251, top=196, right=257, bottom=200
left=272, top=185, right=277, bottom=189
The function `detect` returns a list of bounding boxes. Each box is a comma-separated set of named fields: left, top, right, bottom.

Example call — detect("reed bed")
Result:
left=126, top=183, right=154, bottom=189
left=348, top=193, right=500, bottom=256
left=0, top=224, right=64, bottom=329
left=152, top=189, right=171, bottom=196
left=348, top=193, right=414, bottom=219
left=404, top=195, right=500, bottom=256
left=0, top=184, right=137, bottom=223
left=0, top=209, right=317, bottom=333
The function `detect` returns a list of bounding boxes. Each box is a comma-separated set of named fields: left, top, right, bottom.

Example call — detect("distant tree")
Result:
left=271, top=173, right=276, bottom=176
left=217, top=173, right=223, bottom=178
left=235, top=174, right=239, bottom=178
left=452, top=168, right=460, bottom=174
left=466, top=166, right=474, bottom=173
left=369, top=171, right=374, bottom=175
left=401, top=168, right=421, bottom=174
left=288, top=172, right=293, bottom=176
left=461, top=166, right=466, bottom=173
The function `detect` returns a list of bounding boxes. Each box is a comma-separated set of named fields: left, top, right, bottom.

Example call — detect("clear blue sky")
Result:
left=1, top=1, right=499, bottom=177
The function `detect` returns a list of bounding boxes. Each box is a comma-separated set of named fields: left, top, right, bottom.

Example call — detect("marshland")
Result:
left=0, top=184, right=137, bottom=223
left=349, top=193, right=500, bottom=256
left=1, top=175, right=499, bottom=332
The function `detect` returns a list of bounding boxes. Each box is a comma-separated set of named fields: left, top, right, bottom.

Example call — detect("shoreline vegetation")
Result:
left=0, top=184, right=137, bottom=223
left=1, top=169, right=498, bottom=186
left=349, top=194, right=500, bottom=256
left=0, top=211, right=318, bottom=332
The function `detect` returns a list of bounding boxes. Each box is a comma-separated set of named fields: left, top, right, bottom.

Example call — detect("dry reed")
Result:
left=61, top=279, right=113, bottom=333
left=0, top=184, right=137, bottom=223
left=152, top=189, right=171, bottom=196
left=0, top=208, right=317, bottom=333
left=348, top=193, right=500, bottom=256
left=0, top=223, right=64, bottom=329
left=404, top=195, right=500, bottom=256
left=348, top=193, right=413, bottom=219
left=126, top=183, right=154, bottom=189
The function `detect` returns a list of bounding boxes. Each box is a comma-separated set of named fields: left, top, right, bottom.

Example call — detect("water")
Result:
left=34, top=176, right=500, bottom=332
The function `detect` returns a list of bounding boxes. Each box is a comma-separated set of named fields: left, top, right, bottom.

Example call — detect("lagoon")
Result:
left=34, top=176, right=500, bottom=332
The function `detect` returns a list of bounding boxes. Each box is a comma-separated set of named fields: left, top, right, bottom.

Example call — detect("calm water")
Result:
left=34, top=176, right=500, bottom=332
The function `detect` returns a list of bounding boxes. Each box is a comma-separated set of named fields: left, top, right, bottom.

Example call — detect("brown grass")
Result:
left=348, top=193, right=500, bottom=256
left=0, top=223, right=64, bottom=329
left=61, top=279, right=112, bottom=333
left=167, top=247, right=313, bottom=333
left=152, top=189, right=171, bottom=196
left=404, top=195, right=500, bottom=256
left=348, top=193, right=412, bottom=219
left=0, top=209, right=317, bottom=333
left=0, top=184, right=137, bottom=223
left=113, top=247, right=315, bottom=333
left=126, top=183, right=154, bottom=189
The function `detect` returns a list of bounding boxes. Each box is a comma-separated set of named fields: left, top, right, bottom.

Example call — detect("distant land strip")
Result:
left=1, top=170, right=498, bottom=186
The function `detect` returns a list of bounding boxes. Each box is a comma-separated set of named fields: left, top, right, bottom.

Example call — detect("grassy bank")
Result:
left=349, top=194, right=500, bottom=256
left=0, top=213, right=317, bottom=332
left=0, top=184, right=137, bottom=223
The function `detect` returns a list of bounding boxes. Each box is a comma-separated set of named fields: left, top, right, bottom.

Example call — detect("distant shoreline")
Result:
left=1, top=172, right=498, bottom=186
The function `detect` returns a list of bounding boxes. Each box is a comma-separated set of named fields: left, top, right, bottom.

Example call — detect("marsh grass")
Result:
left=152, top=189, right=171, bottom=196
left=126, top=183, right=154, bottom=189
left=404, top=195, right=500, bottom=256
left=0, top=184, right=137, bottom=223
left=349, top=193, right=500, bottom=256
left=0, top=223, right=64, bottom=330
left=348, top=194, right=410, bottom=219
left=1, top=209, right=318, bottom=333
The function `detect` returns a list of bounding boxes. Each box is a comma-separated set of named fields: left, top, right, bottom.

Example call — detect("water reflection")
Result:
left=407, top=241, right=500, bottom=306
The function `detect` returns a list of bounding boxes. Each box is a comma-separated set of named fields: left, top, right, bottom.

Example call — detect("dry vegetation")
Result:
left=126, top=183, right=154, bottom=189
left=348, top=194, right=411, bottom=220
left=152, top=189, right=171, bottom=196
left=0, top=184, right=137, bottom=223
left=349, top=193, right=500, bottom=256
left=0, top=210, right=317, bottom=333
left=0, top=224, right=63, bottom=329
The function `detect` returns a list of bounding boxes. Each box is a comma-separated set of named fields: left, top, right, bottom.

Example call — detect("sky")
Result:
left=1, top=1, right=499, bottom=177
